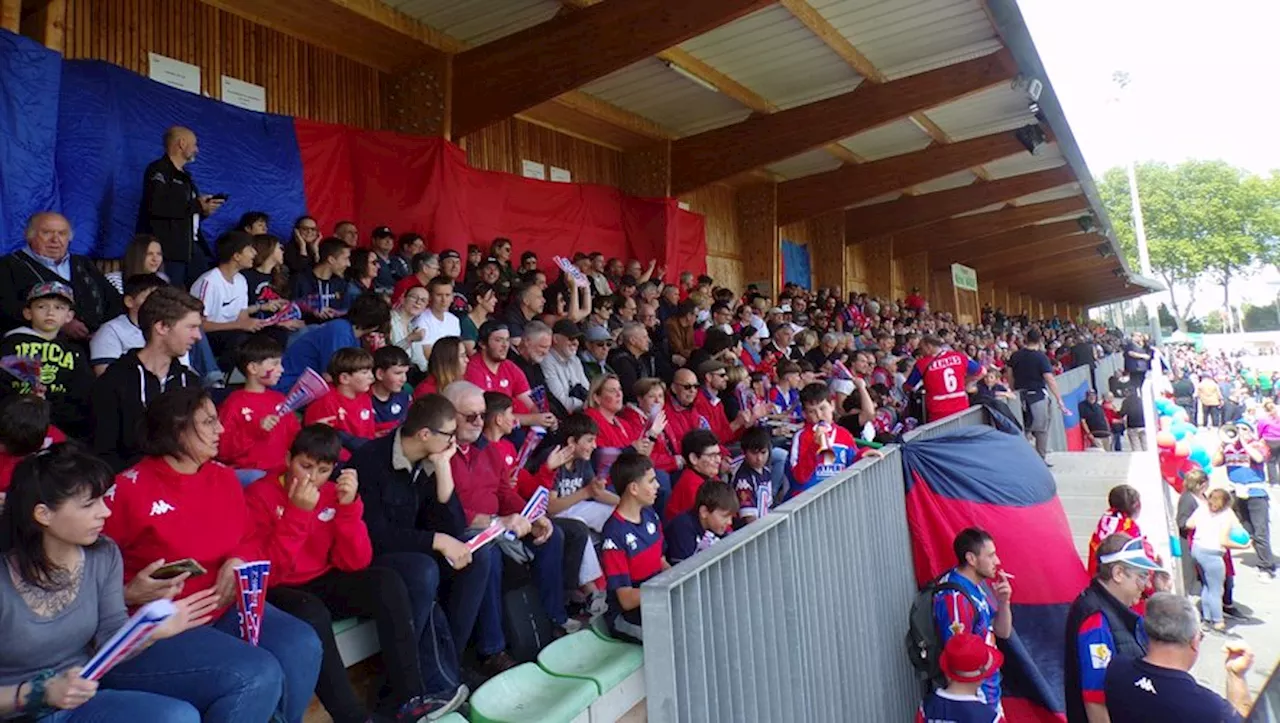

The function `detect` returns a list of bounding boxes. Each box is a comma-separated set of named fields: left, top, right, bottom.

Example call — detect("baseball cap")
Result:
left=372, top=226, right=394, bottom=239
left=477, top=320, right=510, bottom=342
left=439, top=249, right=461, bottom=262
left=552, top=319, right=583, bottom=339
left=939, top=633, right=1004, bottom=684
left=1097, top=537, right=1163, bottom=572
left=584, top=325, right=612, bottom=343
left=483, top=256, right=501, bottom=267
left=26, top=281, right=74, bottom=306
left=697, top=359, right=728, bottom=377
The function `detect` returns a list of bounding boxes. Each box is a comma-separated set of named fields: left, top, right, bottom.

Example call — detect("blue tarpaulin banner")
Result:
left=0, top=31, right=61, bottom=251
left=780, top=239, right=811, bottom=290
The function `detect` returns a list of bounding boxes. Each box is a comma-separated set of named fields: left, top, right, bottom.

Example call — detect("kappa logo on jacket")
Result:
left=149, top=500, right=177, bottom=516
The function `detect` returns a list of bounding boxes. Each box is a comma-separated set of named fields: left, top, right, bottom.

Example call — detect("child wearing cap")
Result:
left=0, top=281, right=93, bottom=438
left=916, top=633, right=1003, bottom=723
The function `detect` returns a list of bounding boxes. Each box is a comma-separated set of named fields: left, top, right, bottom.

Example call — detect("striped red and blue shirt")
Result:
left=932, top=569, right=1002, bottom=708
left=602, top=507, right=664, bottom=621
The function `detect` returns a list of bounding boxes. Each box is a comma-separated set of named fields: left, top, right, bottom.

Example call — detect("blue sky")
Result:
left=1019, top=0, right=1280, bottom=311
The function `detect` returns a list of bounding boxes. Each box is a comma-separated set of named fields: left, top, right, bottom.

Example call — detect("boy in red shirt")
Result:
left=665, top=428, right=722, bottom=520
left=218, top=334, right=301, bottom=483
left=305, top=347, right=377, bottom=458
left=787, top=383, right=881, bottom=499
left=250, top=425, right=467, bottom=721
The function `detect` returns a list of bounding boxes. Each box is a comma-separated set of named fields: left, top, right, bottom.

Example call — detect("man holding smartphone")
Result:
left=137, top=126, right=225, bottom=286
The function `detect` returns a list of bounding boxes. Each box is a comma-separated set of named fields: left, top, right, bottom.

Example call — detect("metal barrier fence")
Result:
left=1094, top=353, right=1123, bottom=395
left=642, top=407, right=990, bottom=723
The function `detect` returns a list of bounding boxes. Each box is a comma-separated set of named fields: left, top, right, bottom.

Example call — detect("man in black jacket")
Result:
left=608, top=322, right=656, bottom=404
left=350, top=394, right=494, bottom=661
left=1063, top=534, right=1159, bottom=723
left=137, top=126, right=225, bottom=286
left=90, top=286, right=202, bottom=471
left=0, top=212, right=122, bottom=337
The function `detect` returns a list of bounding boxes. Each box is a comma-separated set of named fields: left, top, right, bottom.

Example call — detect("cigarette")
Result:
left=1000, top=571, right=1015, bottom=579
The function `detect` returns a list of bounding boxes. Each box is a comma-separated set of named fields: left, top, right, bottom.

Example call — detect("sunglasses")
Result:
left=458, top=412, right=483, bottom=425
left=673, top=382, right=699, bottom=390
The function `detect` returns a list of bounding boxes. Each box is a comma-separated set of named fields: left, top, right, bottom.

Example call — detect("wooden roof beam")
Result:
left=892, top=196, right=1087, bottom=258
left=844, top=166, right=1074, bottom=241
left=452, top=0, right=774, bottom=137
left=975, top=246, right=1099, bottom=277
left=778, top=130, right=1029, bottom=225
left=671, top=49, right=1018, bottom=194
left=941, top=219, right=1086, bottom=264
left=997, top=257, right=1122, bottom=286
left=965, top=233, right=1100, bottom=272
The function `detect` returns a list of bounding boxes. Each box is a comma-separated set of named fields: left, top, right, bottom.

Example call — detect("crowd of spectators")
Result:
left=0, top=125, right=1146, bottom=722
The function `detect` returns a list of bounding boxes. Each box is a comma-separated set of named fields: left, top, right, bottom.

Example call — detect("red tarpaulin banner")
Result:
left=294, top=119, right=705, bottom=274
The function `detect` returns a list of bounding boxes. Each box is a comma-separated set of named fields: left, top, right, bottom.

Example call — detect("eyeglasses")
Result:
left=459, top=412, right=483, bottom=425
left=673, top=382, right=698, bottom=390
left=429, top=427, right=456, bottom=443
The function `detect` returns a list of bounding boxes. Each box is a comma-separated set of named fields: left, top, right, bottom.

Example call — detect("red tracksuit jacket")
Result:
left=103, top=456, right=261, bottom=614
left=217, top=388, right=301, bottom=472
left=244, top=474, right=372, bottom=587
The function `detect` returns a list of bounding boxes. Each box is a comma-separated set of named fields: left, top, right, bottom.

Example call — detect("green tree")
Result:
left=1097, top=160, right=1280, bottom=330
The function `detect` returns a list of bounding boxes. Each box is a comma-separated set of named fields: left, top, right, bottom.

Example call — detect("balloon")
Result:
left=1156, top=431, right=1176, bottom=449
left=1174, top=440, right=1191, bottom=459
left=1159, top=417, right=1174, bottom=432
left=1173, top=408, right=1190, bottom=423
left=1155, top=399, right=1175, bottom=416
left=1229, top=526, right=1251, bottom=546
left=1188, top=446, right=1211, bottom=470
left=1171, top=426, right=1189, bottom=441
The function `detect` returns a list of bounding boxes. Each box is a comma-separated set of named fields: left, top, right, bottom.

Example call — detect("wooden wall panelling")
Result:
left=385, top=52, right=451, bottom=138
left=735, top=183, right=778, bottom=297
left=621, top=140, right=673, bottom=198
left=463, top=118, right=623, bottom=188
left=60, top=0, right=385, bottom=129
left=858, top=236, right=893, bottom=301
left=2, top=0, right=19, bottom=33
left=898, top=252, right=930, bottom=307
left=845, top=241, right=867, bottom=295
left=809, top=212, right=845, bottom=294
left=22, top=0, right=65, bottom=50
left=681, top=185, right=742, bottom=293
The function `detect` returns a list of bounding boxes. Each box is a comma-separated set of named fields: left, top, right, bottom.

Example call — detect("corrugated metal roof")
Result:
left=838, top=118, right=933, bottom=160
left=1013, top=184, right=1082, bottom=206
left=807, top=0, right=1003, bottom=80
left=383, top=0, right=560, bottom=47
left=579, top=58, right=754, bottom=137
left=679, top=5, right=864, bottom=111
left=912, top=170, right=977, bottom=194
left=983, top=144, right=1066, bottom=179
left=925, top=83, right=1039, bottom=141
left=766, top=148, right=846, bottom=180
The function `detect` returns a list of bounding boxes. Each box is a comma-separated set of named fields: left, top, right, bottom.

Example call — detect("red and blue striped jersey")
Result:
left=602, top=507, right=665, bottom=618
left=932, top=569, right=1002, bottom=707
left=1075, top=611, right=1120, bottom=706
left=916, top=689, right=1002, bottom=723
left=787, top=423, right=860, bottom=498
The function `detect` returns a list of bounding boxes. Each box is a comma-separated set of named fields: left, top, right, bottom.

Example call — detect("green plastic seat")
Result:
left=331, top=617, right=362, bottom=635
left=468, top=663, right=596, bottom=723
left=434, top=714, right=469, bottom=723
left=537, top=631, right=643, bottom=694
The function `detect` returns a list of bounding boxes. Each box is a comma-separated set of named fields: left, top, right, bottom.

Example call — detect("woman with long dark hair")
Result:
left=346, top=248, right=381, bottom=299
left=0, top=444, right=214, bottom=721
left=100, top=387, right=321, bottom=723
left=413, top=336, right=467, bottom=398
left=283, top=215, right=321, bottom=276
left=106, top=235, right=167, bottom=294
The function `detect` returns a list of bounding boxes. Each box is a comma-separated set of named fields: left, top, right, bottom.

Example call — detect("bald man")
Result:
left=0, top=212, right=121, bottom=337
left=138, top=126, right=224, bottom=286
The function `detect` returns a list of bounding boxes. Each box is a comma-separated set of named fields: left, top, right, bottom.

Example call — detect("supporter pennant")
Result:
left=276, top=368, right=330, bottom=415
left=512, top=428, right=544, bottom=481
left=0, top=354, right=43, bottom=391
left=529, top=386, right=549, bottom=413
left=554, top=255, right=590, bottom=289
left=266, top=302, right=302, bottom=325
left=234, top=560, right=271, bottom=646
left=757, top=483, right=773, bottom=517
left=81, top=600, right=176, bottom=681
left=457, top=521, right=506, bottom=564
left=505, top=486, right=550, bottom=540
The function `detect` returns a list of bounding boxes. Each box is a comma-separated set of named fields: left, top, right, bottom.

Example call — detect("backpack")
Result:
left=905, top=574, right=980, bottom=692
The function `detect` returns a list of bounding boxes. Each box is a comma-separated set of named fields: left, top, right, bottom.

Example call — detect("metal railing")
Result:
left=641, top=407, right=990, bottom=723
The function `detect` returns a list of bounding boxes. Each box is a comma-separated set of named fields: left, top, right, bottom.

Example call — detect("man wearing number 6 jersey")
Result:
left=904, top=335, right=982, bottom=422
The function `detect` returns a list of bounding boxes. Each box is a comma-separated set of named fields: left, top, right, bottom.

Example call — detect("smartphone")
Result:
left=210, top=193, right=229, bottom=201
left=151, top=558, right=207, bottom=580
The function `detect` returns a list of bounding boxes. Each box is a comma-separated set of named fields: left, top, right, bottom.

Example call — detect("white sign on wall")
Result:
left=221, top=75, right=267, bottom=113
left=549, top=166, right=572, bottom=183
left=521, top=160, right=546, bottom=180
left=148, top=53, right=201, bottom=95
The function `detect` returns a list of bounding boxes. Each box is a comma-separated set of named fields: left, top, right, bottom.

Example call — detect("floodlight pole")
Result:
left=1113, top=71, right=1161, bottom=344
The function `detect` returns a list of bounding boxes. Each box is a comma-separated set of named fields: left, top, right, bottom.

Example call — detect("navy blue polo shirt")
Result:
left=1104, top=657, right=1241, bottom=722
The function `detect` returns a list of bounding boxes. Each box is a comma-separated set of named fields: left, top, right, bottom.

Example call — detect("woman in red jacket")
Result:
left=584, top=374, right=672, bottom=513
left=249, top=425, right=466, bottom=722
left=101, top=387, right=321, bottom=723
